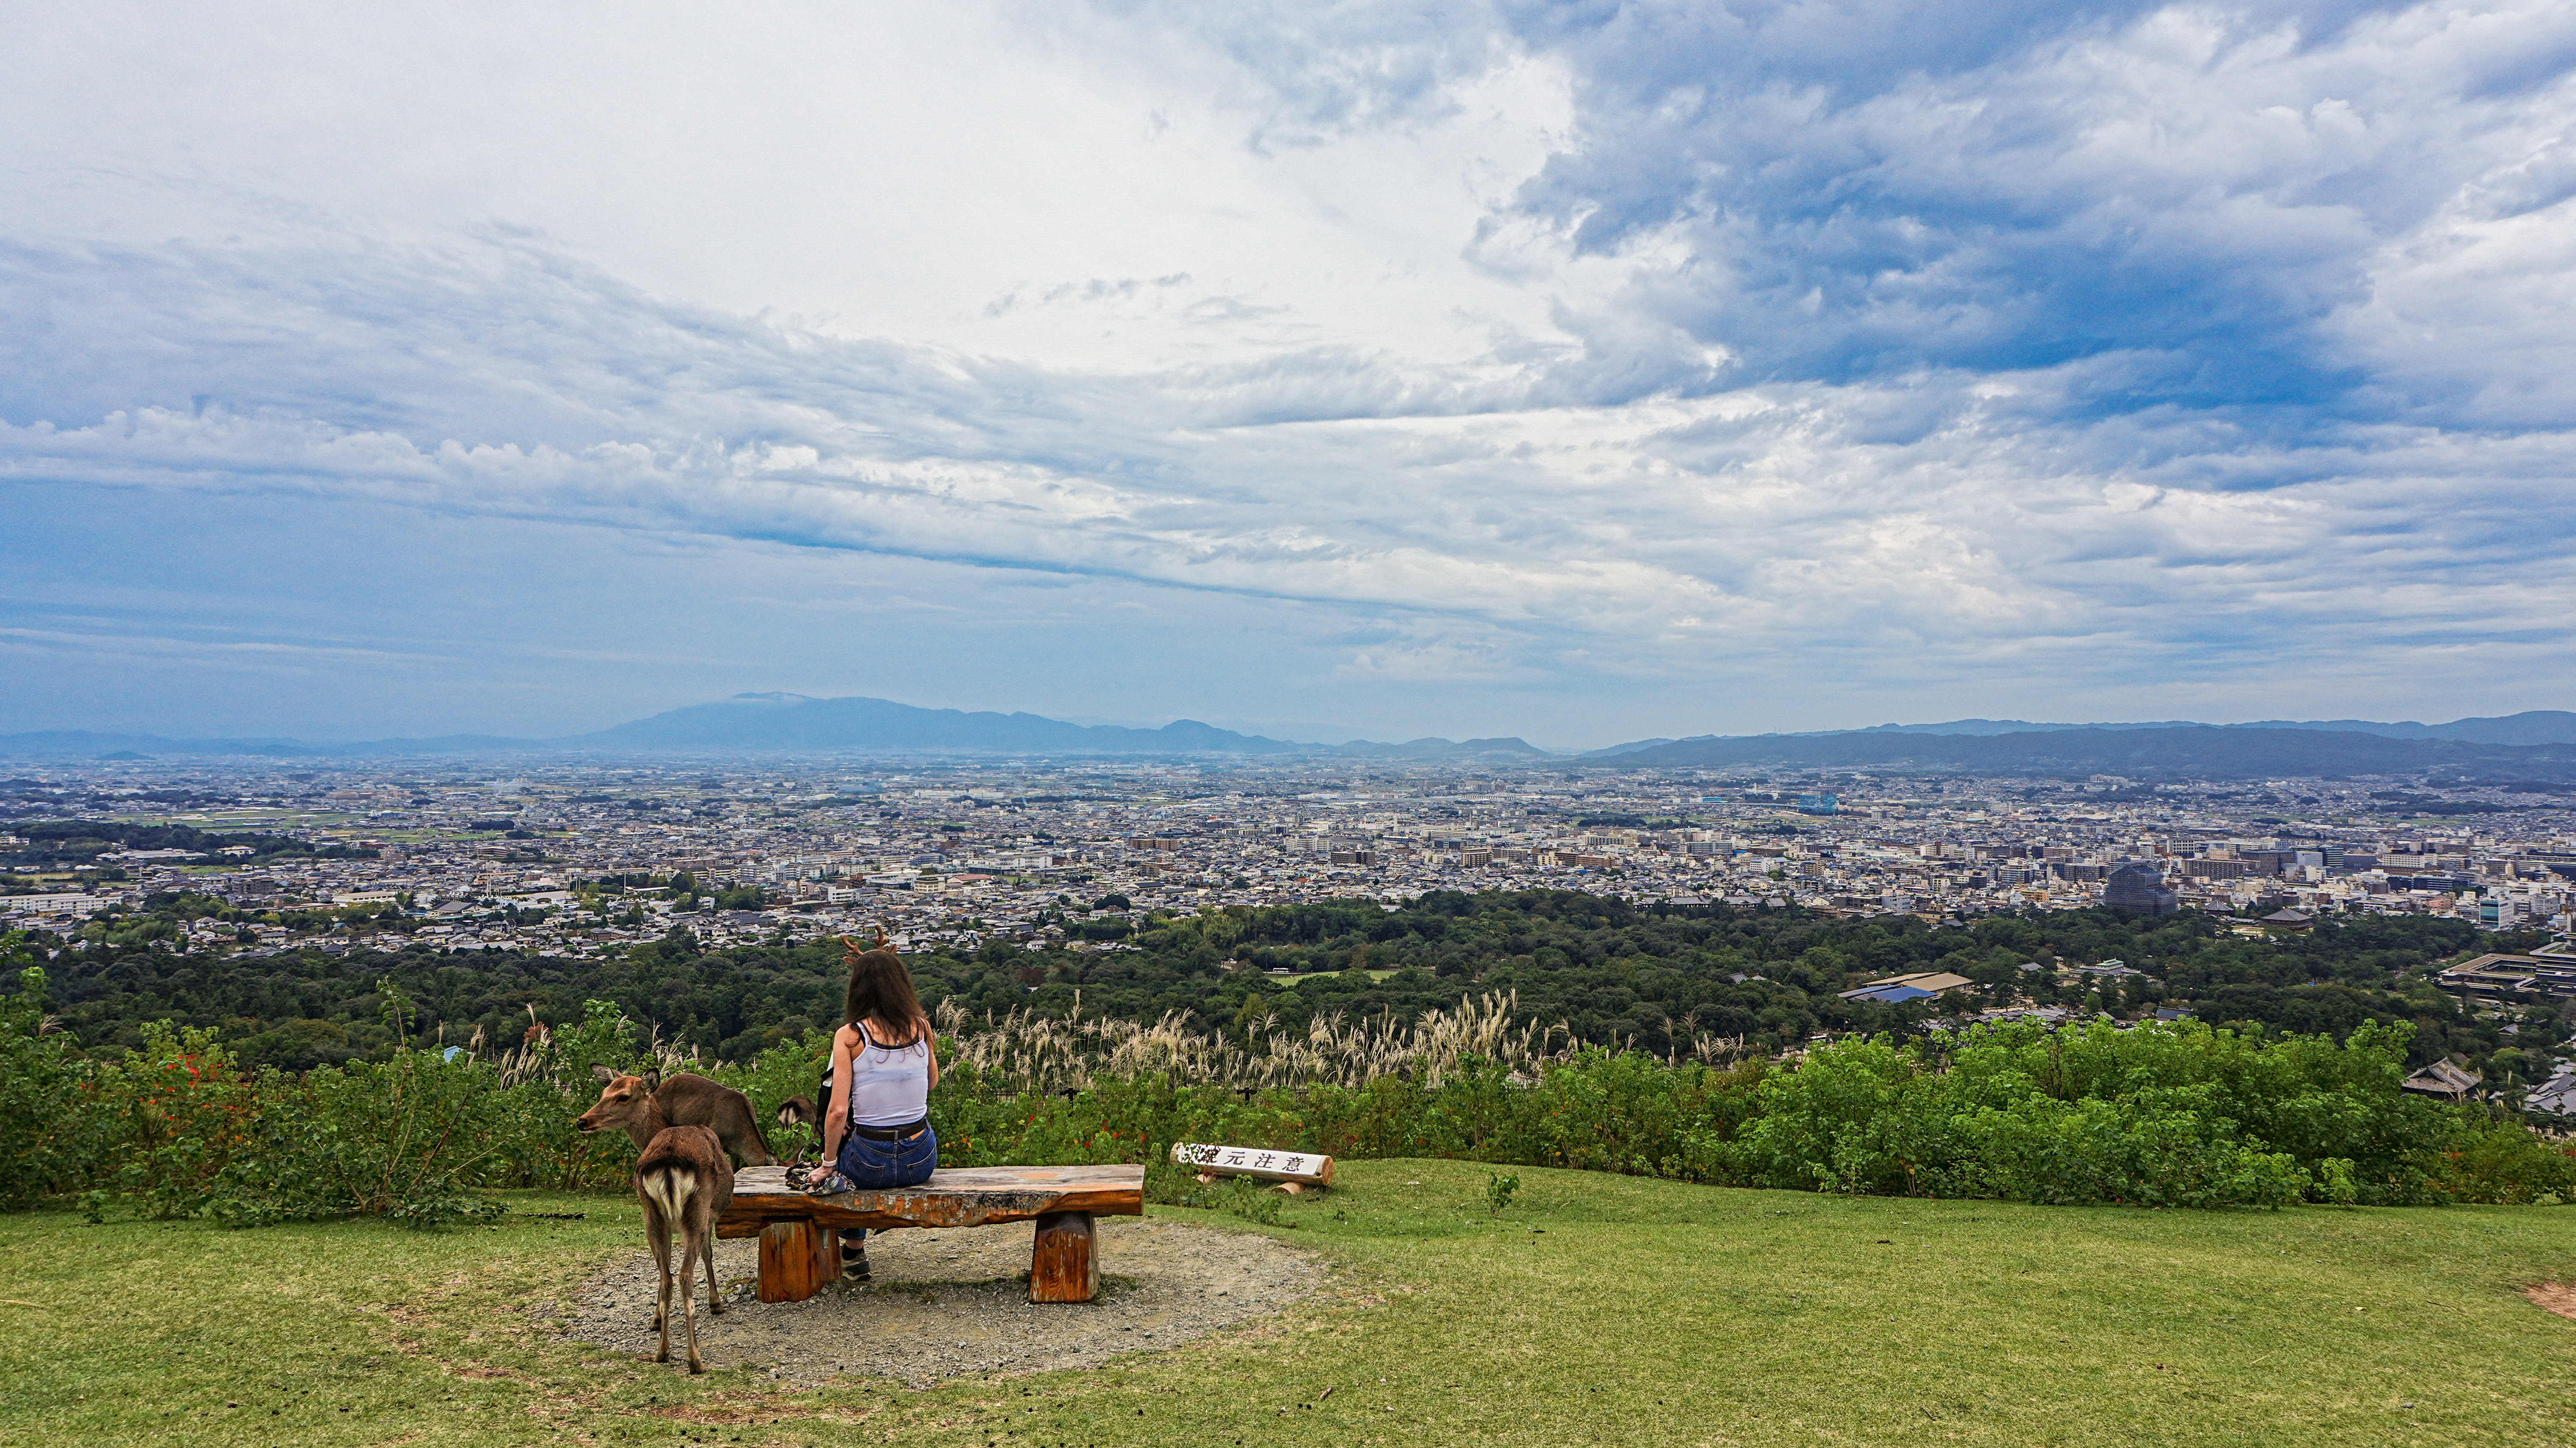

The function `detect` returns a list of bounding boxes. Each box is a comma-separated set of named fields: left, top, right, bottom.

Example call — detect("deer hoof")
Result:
left=687, top=1359, right=705, bottom=1375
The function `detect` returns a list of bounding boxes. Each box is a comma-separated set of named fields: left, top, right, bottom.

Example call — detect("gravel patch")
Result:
left=553, top=1216, right=1322, bottom=1386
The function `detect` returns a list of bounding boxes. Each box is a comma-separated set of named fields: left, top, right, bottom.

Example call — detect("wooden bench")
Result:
left=715, top=1165, right=1145, bottom=1305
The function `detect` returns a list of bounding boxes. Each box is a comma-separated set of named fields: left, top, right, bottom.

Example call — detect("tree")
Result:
left=0, top=945, right=86, bottom=1206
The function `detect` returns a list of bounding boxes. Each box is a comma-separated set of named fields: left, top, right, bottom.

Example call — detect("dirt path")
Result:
left=553, top=1216, right=1322, bottom=1387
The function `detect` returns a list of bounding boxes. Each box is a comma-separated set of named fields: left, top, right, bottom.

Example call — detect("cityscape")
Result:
left=12, top=747, right=2572, bottom=963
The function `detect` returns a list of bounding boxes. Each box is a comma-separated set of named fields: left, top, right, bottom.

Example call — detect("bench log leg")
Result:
left=757, top=1220, right=837, bottom=1304
left=1028, top=1211, right=1099, bottom=1304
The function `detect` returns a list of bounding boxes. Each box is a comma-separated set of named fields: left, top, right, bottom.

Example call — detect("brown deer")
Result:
left=774, top=1096, right=819, bottom=1158
left=587, top=1065, right=777, bottom=1167
left=575, top=1080, right=735, bottom=1373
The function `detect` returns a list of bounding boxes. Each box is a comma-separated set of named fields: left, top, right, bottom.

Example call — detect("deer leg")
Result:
left=678, top=1213, right=706, bottom=1374
left=644, top=1201, right=674, bottom=1364
left=702, top=1213, right=726, bottom=1316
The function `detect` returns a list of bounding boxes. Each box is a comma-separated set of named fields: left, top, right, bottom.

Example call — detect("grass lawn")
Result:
left=1268, top=968, right=1401, bottom=985
left=2, top=1159, right=2571, bottom=1447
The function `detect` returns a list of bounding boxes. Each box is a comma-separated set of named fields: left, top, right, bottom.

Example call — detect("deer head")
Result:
left=576, top=1067, right=667, bottom=1147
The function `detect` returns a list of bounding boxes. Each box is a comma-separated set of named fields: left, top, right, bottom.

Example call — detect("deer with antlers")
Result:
left=576, top=1075, right=735, bottom=1373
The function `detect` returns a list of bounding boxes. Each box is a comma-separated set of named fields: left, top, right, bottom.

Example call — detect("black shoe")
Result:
left=841, top=1244, right=871, bottom=1282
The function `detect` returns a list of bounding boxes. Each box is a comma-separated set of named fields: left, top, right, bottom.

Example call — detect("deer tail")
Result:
left=641, top=1164, right=696, bottom=1225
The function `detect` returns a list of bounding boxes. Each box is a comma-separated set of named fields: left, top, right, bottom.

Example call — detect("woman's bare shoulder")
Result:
left=868, top=1015, right=929, bottom=1049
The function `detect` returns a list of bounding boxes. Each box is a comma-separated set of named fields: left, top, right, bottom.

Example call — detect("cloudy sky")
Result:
left=6, top=0, right=2573, bottom=747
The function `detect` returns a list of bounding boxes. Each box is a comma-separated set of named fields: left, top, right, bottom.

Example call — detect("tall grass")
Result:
left=931, top=989, right=1753, bottom=1094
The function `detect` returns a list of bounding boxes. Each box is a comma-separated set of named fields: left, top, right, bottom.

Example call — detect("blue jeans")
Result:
left=834, top=1123, right=937, bottom=1247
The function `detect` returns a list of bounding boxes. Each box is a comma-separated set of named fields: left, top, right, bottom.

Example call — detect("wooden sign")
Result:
left=1171, top=1141, right=1334, bottom=1186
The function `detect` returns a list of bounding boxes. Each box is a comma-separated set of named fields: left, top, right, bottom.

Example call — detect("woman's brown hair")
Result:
left=840, top=931, right=930, bottom=1047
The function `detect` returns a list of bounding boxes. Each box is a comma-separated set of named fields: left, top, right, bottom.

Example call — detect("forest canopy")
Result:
left=11, top=890, right=2551, bottom=1080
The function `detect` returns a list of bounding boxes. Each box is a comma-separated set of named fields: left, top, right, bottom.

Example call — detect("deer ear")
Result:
left=591, top=1062, right=616, bottom=1084
left=641, top=1069, right=662, bottom=1093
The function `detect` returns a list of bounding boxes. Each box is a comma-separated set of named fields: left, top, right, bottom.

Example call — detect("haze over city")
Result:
left=7, top=1, right=2574, bottom=746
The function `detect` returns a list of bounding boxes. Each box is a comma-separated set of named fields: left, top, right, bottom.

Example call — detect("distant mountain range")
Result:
left=1774, top=711, right=2576, bottom=748
left=1572, top=711, right=2576, bottom=780
left=0, top=693, right=1552, bottom=763
left=4, top=696, right=2572, bottom=780
left=1588, top=726, right=2576, bottom=781
left=575, top=693, right=1293, bottom=755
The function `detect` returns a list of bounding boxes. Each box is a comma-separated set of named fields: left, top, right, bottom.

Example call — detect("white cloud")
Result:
left=2, top=0, right=2573, bottom=743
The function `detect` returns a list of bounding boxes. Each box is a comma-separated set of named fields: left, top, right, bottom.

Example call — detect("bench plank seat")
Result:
left=717, top=1164, right=1145, bottom=1236
left=714, top=1165, right=1145, bottom=1305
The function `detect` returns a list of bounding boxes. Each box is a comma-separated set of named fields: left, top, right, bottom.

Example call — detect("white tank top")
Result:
left=844, top=1024, right=931, bottom=1127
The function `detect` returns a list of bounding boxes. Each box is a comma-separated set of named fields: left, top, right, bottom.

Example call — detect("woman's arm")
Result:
left=920, top=1014, right=941, bottom=1091
left=821, top=1026, right=854, bottom=1163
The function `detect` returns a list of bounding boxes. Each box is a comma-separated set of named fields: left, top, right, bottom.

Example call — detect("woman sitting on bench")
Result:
left=809, top=934, right=941, bottom=1281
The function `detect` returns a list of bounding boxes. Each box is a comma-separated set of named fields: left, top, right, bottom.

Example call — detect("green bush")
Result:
left=2422, top=1114, right=2576, bottom=1204
left=3, top=954, right=2569, bottom=1222
left=476, top=1074, right=626, bottom=1192
left=207, top=1051, right=509, bottom=1228
left=700, top=1028, right=835, bottom=1163
left=0, top=968, right=533, bottom=1226
left=1726, top=1018, right=2478, bottom=1207
left=0, top=962, right=93, bottom=1207
left=84, top=1020, right=260, bottom=1220
left=912, top=1016, right=2572, bottom=1212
